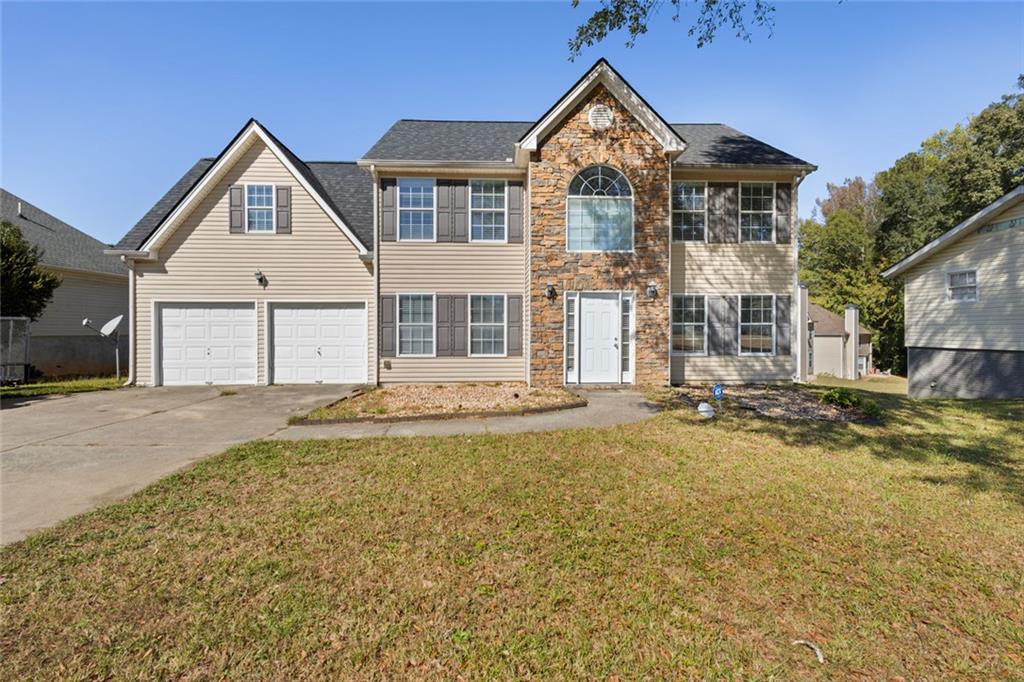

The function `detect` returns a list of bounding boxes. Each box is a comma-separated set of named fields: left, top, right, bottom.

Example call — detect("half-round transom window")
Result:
left=567, top=166, right=634, bottom=251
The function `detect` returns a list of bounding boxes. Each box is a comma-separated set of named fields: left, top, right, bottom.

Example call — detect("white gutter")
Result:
left=792, top=169, right=810, bottom=383
left=123, top=256, right=136, bottom=385
left=370, top=163, right=380, bottom=386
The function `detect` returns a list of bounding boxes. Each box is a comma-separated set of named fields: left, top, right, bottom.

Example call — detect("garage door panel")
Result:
left=160, top=304, right=256, bottom=386
left=272, top=303, right=366, bottom=384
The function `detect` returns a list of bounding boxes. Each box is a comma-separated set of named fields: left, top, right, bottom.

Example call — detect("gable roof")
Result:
left=514, top=58, right=687, bottom=163
left=117, top=119, right=371, bottom=255
left=1, top=188, right=126, bottom=277
left=882, top=185, right=1024, bottom=278
left=670, top=124, right=813, bottom=168
left=116, top=158, right=373, bottom=252
left=809, top=303, right=873, bottom=337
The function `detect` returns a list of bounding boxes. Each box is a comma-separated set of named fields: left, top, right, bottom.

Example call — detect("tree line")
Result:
left=799, top=77, right=1023, bottom=374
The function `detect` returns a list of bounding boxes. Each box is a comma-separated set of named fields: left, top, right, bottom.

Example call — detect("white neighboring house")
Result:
left=1, top=189, right=128, bottom=377
left=882, top=185, right=1024, bottom=398
left=808, top=302, right=872, bottom=379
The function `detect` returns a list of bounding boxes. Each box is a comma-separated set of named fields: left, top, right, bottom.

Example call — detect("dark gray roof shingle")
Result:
left=116, top=159, right=373, bottom=251
left=670, top=124, right=813, bottom=167
left=360, top=119, right=813, bottom=168
left=1, top=188, right=127, bottom=277
left=362, top=120, right=532, bottom=162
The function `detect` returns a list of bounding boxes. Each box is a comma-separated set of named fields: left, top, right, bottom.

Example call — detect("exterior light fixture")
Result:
left=254, top=270, right=268, bottom=287
left=545, top=283, right=557, bottom=300
left=646, top=282, right=658, bottom=298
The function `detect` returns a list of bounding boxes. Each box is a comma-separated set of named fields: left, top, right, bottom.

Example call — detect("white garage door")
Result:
left=272, top=304, right=367, bottom=384
left=160, top=304, right=256, bottom=386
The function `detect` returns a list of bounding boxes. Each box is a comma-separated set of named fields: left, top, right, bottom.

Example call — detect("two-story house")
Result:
left=109, top=59, right=815, bottom=388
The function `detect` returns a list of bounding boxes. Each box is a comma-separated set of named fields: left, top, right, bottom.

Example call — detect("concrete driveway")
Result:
left=0, top=384, right=348, bottom=545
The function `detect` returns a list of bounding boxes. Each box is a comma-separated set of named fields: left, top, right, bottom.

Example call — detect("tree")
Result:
left=1, top=220, right=61, bottom=321
left=569, top=0, right=774, bottom=60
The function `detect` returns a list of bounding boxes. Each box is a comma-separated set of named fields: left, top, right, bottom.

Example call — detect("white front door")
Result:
left=272, top=304, right=367, bottom=384
left=579, top=293, right=620, bottom=383
left=159, top=304, right=256, bottom=386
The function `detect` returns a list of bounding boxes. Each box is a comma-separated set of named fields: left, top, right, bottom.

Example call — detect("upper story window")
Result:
left=672, top=182, right=706, bottom=242
left=470, top=180, right=506, bottom=242
left=739, top=294, right=775, bottom=355
left=398, top=178, right=435, bottom=240
left=740, top=182, right=775, bottom=242
left=246, top=184, right=275, bottom=232
left=566, top=165, right=633, bottom=252
left=946, top=270, right=978, bottom=302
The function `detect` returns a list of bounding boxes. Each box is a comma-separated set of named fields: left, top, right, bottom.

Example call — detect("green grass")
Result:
left=2, top=388, right=1022, bottom=679
left=812, top=373, right=909, bottom=396
left=0, top=376, right=123, bottom=399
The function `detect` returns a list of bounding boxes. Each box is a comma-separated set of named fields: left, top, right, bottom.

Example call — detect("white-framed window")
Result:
left=672, top=294, right=706, bottom=355
left=739, top=182, right=775, bottom=242
left=672, top=182, right=706, bottom=242
left=565, top=292, right=577, bottom=381
left=946, top=270, right=978, bottom=302
left=567, top=165, right=633, bottom=252
left=739, top=294, right=775, bottom=355
left=398, top=294, right=435, bottom=356
left=470, top=180, right=507, bottom=242
left=398, top=178, right=435, bottom=240
left=620, top=295, right=632, bottom=373
left=469, top=294, right=505, bottom=356
left=245, top=184, right=275, bottom=232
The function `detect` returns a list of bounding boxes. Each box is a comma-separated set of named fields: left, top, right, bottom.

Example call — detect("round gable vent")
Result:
left=588, top=104, right=614, bottom=130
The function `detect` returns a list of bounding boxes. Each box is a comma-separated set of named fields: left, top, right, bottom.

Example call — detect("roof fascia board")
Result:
left=673, top=162, right=819, bottom=171
left=141, top=120, right=368, bottom=255
left=42, top=264, right=128, bottom=280
left=882, top=185, right=1024, bottom=278
left=514, top=60, right=686, bottom=165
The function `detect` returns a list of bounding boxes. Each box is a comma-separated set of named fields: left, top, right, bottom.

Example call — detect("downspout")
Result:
left=792, top=170, right=809, bottom=382
left=123, top=255, right=136, bottom=385
left=371, top=163, right=380, bottom=386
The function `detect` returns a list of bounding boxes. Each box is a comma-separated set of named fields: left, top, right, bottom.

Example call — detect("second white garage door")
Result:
left=272, top=304, right=367, bottom=384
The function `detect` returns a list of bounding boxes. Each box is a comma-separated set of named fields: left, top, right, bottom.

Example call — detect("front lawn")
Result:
left=2, top=389, right=1022, bottom=678
left=0, top=376, right=123, bottom=399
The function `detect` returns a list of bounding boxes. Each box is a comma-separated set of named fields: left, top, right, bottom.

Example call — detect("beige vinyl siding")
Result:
left=134, top=140, right=375, bottom=385
left=671, top=243, right=793, bottom=292
left=31, top=270, right=127, bottom=337
left=671, top=356, right=794, bottom=383
left=903, top=215, right=1024, bottom=352
left=379, top=230, right=528, bottom=383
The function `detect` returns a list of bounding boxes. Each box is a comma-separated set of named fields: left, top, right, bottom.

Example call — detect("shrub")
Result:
left=820, top=386, right=884, bottom=420
left=820, top=387, right=859, bottom=409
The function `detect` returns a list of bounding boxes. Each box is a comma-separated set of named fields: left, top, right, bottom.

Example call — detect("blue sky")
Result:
left=2, top=1, right=1022, bottom=245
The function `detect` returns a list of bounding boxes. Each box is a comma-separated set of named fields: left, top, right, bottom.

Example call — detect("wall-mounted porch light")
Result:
left=646, top=281, right=658, bottom=298
left=545, top=283, right=557, bottom=300
left=254, top=270, right=268, bottom=288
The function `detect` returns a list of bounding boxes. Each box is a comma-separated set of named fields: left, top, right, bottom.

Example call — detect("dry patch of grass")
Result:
left=303, top=382, right=582, bottom=421
left=2, top=390, right=1023, bottom=679
left=0, top=376, right=122, bottom=399
left=813, top=374, right=909, bottom=395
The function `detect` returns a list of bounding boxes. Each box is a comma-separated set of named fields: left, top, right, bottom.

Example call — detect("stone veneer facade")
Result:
left=529, top=84, right=671, bottom=387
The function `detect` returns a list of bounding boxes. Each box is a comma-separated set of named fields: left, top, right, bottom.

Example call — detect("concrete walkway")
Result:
left=274, top=390, right=660, bottom=440
left=1, top=384, right=348, bottom=544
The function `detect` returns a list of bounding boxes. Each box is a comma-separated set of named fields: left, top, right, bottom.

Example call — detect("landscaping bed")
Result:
left=659, top=383, right=872, bottom=421
left=297, top=382, right=586, bottom=423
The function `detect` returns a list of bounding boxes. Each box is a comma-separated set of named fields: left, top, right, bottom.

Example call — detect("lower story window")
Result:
left=565, top=293, right=577, bottom=378
left=672, top=295, right=706, bottom=354
left=620, top=296, right=631, bottom=372
left=470, top=294, right=505, bottom=356
left=739, top=294, right=775, bottom=355
left=398, top=294, right=434, bottom=356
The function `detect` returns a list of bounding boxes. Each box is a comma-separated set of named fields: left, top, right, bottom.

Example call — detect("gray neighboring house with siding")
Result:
left=1, top=189, right=128, bottom=377
left=882, top=185, right=1024, bottom=399
left=109, top=59, right=817, bottom=388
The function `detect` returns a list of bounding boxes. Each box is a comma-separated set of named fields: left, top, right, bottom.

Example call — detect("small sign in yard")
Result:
left=712, top=383, right=724, bottom=402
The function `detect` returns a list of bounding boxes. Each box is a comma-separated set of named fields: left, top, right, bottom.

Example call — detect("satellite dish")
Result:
left=100, top=315, right=124, bottom=337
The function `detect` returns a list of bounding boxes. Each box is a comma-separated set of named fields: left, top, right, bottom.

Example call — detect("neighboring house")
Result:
left=808, top=302, right=873, bottom=379
left=882, top=185, right=1024, bottom=398
left=1, top=189, right=128, bottom=377
left=109, top=59, right=816, bottom=388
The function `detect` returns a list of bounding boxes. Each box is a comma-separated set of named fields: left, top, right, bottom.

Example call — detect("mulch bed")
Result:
left=665, top=384, right=867, bottom=422
left=296, top=382, right=587, bottom=424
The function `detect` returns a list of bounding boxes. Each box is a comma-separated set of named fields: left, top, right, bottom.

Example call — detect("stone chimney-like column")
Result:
left=844, top=304, right=860, bottom=379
